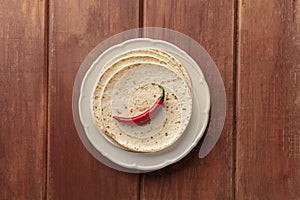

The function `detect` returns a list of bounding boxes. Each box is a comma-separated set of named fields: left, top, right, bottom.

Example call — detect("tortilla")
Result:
left=92, top=49, right=192, bottom=152
left=98, top=63, right=192, bottom=152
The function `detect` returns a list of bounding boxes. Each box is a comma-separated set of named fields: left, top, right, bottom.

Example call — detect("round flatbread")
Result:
left=92, top=49, right=192, bottom=152
left=99, top=63, right=192, bottom=152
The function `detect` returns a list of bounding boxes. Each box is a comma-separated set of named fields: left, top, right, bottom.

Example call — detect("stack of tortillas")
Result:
left=92, top=49, right=192, bottom=152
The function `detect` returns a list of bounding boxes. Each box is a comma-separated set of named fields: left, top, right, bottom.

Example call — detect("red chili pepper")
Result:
left=113, top=85, right=165, bottom=123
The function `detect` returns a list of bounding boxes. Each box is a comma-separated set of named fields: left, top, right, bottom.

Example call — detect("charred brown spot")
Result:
left=163, top=119, right=168, bottom=126
left=165, top=132, right=168, bottom=136
left=133, top=64, right=141, bottom=67
left=95, top=96, right=99, bottom=100
left=175, top=121, right=181, bottom=124
left=154, top=94, right=157, bottom=98
left=150, top=136, right=153, bottom=139
left=106, top=125, right=110, bottom=128
left=182, top=108, right=186, bottom=110
left=171, top=94, right=178, bottom=100
left=151, top=83, right=155, bottom=86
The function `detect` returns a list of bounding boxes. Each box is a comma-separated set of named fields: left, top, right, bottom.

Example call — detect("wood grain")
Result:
left=142, top=0, right=235, bottom=199
left=2, top=0, right=299, bottom=198
left=0, top=0, right=46, bottom=199
left=237, top=0, right=300, bottom=199
left=47, top=0, right=140, bottom=199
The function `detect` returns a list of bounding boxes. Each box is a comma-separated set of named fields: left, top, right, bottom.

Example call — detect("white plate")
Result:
left=78, top=38, right=210, bottom=171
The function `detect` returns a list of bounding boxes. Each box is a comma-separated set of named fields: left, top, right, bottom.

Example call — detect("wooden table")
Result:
left=1, top=0, right=299, bottom=199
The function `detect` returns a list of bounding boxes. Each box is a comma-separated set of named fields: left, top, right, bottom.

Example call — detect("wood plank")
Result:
left=47, top=0, right=140, bottom=199
left=142, top=0, right=235, bottom=199
left=237, top=0, right=300, bottom=199
left=0, top=0, right=46, bottom=199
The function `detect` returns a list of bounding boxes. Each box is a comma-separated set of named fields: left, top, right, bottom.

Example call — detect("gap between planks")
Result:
left=232, top=0, right=240, bottom=199
left=44, top=0, right=50, bottom=199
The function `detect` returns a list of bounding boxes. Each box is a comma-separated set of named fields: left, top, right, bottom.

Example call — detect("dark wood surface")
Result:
left=0, top=1, right=46, bottom=199
left=236, top=1, right=300, bottom=199
left=1, top=0, right=299, bottom=199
